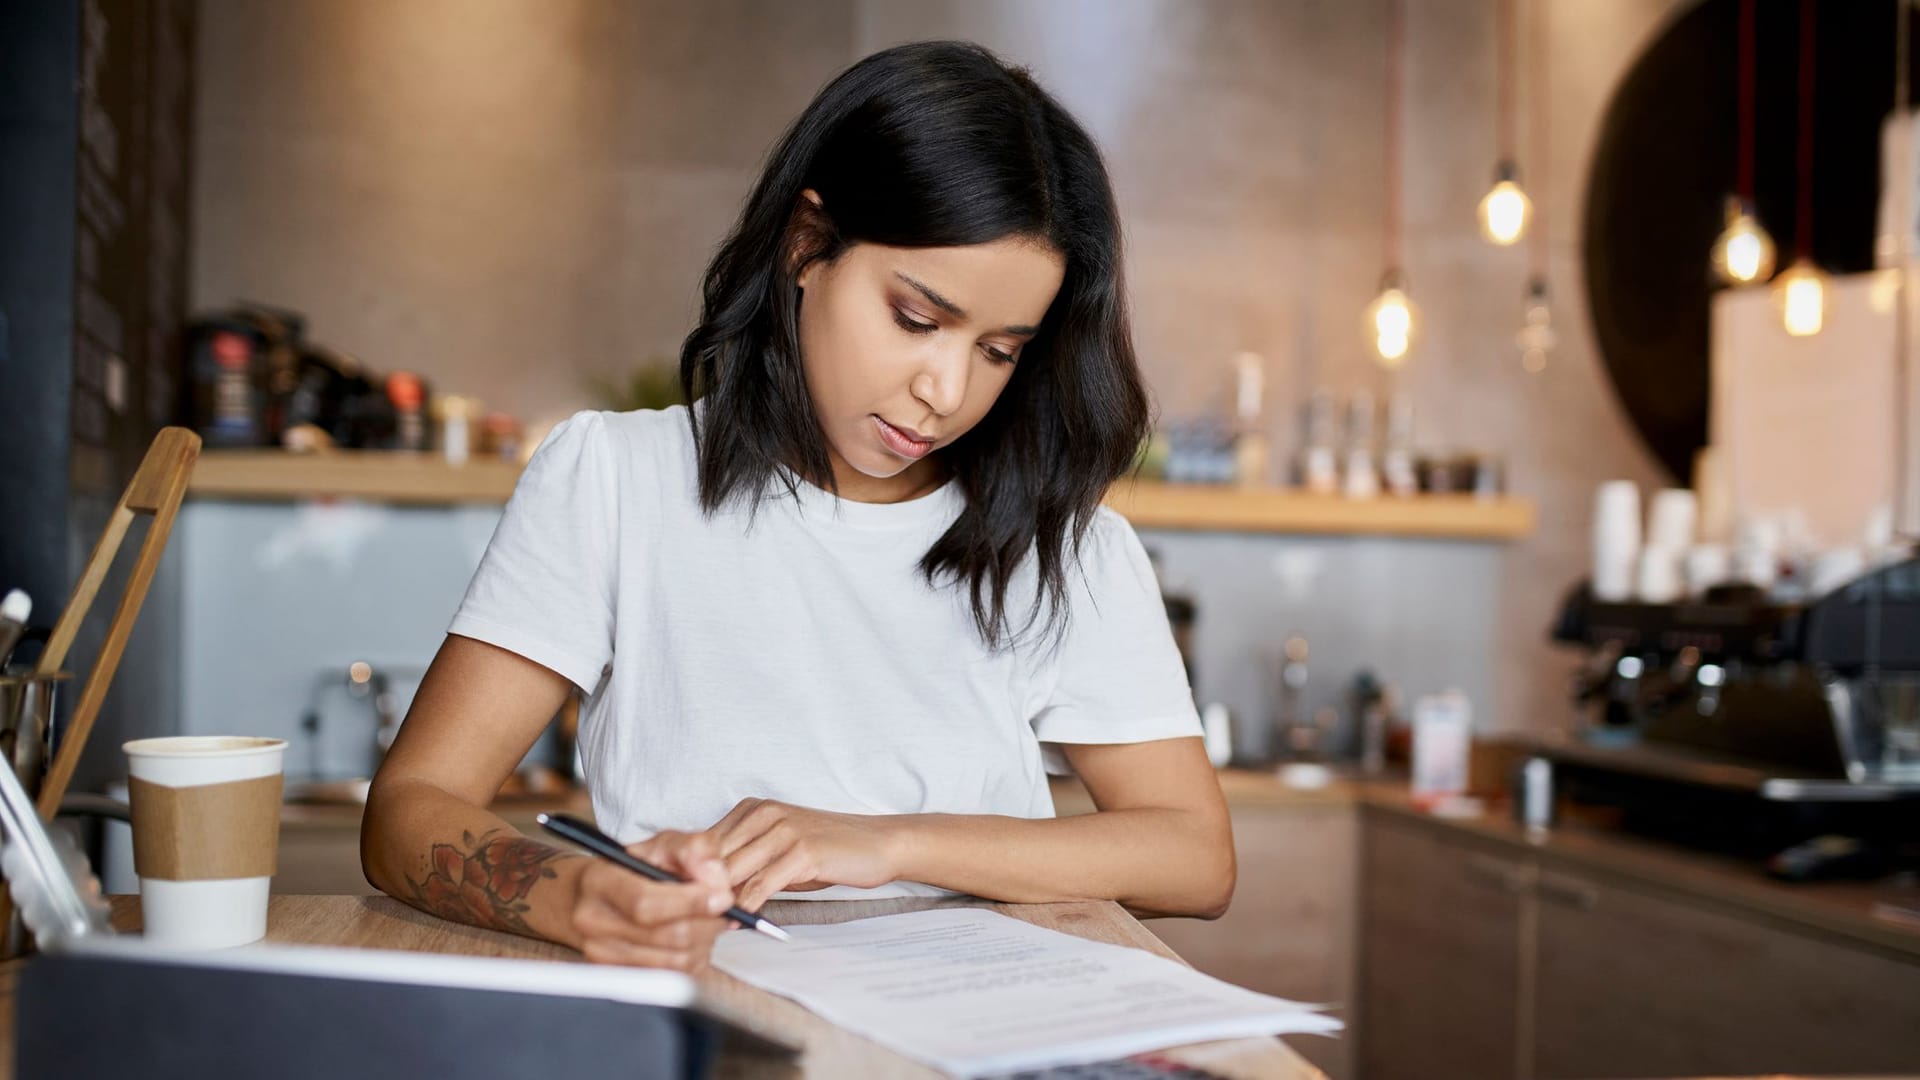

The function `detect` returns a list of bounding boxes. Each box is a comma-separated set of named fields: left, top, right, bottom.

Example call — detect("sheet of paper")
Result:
left=711, top=907, right=1341, bottom=1077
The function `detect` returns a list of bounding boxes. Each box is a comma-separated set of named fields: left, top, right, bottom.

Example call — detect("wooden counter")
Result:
left=187, top=450, right=1534, bottom=540
left=1181, top=769, right=1920, bottom=963
left=1104, top=481, right=1535, bottom=541
left=189, top=448, right=522, bottom=504
left=83, top=894, right=1322, bottom=1080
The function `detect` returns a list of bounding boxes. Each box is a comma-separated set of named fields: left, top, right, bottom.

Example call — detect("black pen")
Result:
left=537, top=812, right=791, bottom=942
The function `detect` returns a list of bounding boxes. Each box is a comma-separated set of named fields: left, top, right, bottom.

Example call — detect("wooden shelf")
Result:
left=189, top=452, right=1535, bottom=540
left=1103, top=481, right=1534, bottom=541
left=189, top=449, right=521, bottom=505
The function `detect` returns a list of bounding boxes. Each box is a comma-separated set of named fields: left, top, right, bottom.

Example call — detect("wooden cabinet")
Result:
left=1357, top=814, right=1527, bottom=1080
left=1353, top=809, right=1920, bottom=1080
left=1532, top=867, right=1920, bottom=1079
left=1150, top=802, right=1359, bottom=1079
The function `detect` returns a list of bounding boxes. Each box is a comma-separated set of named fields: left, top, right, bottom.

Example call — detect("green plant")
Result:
left=588, top=359, right=687, bottom=413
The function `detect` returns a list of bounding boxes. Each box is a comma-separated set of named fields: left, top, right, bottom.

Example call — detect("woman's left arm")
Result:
left=709, top=735, right=1235, bottom=919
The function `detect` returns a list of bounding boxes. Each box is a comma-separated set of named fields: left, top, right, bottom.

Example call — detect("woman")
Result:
left=362, top=40, right=1233, bottom=972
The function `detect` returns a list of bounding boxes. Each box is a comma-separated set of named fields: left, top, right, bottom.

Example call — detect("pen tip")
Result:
left=758, top=922, right=792, bottom=943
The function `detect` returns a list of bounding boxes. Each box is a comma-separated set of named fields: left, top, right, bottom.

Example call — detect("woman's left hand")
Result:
left=706, top=798, right=903, bottom=911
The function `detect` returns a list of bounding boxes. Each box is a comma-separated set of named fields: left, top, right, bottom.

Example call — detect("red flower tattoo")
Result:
left=405, top=830, right=563, bottom=938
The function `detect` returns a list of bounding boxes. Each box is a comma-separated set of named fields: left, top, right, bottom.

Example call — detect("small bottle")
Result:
left=386, top=372, right=429, bottom=452
left=196, top=326, right=264, bottom=446
left=1297, top=391, right=1339, bottom=494
left=1382, top=396, right=1418, bottom=497
left=1517, top=756, right=1556, bottom=834
left=1342, top=391, right=1380, bottom=499
left=439, top=395, right=475, bottom=466
left=1232, top=352, right=1269, bottom=487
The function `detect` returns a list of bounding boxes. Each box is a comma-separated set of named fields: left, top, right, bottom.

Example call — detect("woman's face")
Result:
left=794, top=229, right=1065, bottom=502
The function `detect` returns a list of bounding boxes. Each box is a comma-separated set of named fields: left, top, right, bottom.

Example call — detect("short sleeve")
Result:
left=1030, top=509, right=1202, bottom=774
left=448, top=411, right=618, bottom=693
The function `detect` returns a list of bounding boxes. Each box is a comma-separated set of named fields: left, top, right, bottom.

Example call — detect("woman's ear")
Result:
left=784, top=188, right=836, bottom=285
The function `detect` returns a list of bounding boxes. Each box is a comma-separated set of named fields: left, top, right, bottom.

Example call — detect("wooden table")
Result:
left=92, top=894, right=1323, bottom=1079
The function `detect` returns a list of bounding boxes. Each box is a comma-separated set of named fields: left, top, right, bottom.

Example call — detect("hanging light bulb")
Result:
left=1368, top=272, right=1417, bottom=366
left=1774, top=260, right=1827, bottom=336
left=1516, top=276, right=1556, bottom=373
left=1772, top=0, right=1823, bottom=338
left=1478, top=161, right=1532, bottom=246
left=1711, top=197, right=1777, bottom=285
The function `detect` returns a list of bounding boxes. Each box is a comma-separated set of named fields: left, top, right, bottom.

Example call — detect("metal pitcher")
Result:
left=0, top=671, right=71, bottom=800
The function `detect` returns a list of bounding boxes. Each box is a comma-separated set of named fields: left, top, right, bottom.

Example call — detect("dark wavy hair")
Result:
left=679, top=40, right=1148, bottom=649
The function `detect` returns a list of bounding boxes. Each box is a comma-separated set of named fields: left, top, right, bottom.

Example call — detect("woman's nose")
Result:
left=910, top=348, right=969, bottom=417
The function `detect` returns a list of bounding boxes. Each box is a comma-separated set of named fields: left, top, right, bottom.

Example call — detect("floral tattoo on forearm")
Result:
left=404, top=829, right=563, bottom=938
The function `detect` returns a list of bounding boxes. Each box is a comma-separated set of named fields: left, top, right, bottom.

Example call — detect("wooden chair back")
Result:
left=32, top=426, right=201, bottom=819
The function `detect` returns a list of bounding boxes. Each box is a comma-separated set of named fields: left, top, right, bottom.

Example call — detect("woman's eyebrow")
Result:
left=893, top=271, right=1039, bottom=336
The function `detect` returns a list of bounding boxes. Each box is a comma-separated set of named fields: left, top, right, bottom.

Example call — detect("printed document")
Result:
left=711, top=907, right=1341, bottom=1077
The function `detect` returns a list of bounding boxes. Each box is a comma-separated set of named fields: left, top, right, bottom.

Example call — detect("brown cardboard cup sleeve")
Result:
left=129, top=774, right=284, bottom=881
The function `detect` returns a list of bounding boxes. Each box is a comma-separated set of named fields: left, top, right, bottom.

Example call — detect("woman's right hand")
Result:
left=568, top=830, right=736, bottom=971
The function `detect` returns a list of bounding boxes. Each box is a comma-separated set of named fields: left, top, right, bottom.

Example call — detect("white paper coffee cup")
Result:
left=124, top=736, right=286, bottom=949
left=1591, top=481, right=1643, bottom=601
left=1635, top=546, right=1684, bottom=603
left=1647, top=489, right=1698, bottom=552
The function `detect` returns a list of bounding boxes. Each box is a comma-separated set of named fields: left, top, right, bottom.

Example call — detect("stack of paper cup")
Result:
left=1635, top=489, right=1697, bottom=603
left=1646, top=489, right=1698, bottom=551
left=125, top=736, right=287, bottom=949
left=1635, top=549, right=1684, bottom=603
left=1733, top=516, right=1782, bottom=590
left=1591, top=481, right=1642, bottom=601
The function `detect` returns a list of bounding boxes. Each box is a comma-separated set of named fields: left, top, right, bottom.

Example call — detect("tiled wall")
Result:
left=191, top=0, right=1682, bottom=734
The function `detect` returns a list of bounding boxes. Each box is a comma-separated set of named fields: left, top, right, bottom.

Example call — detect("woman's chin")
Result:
left=846, top=453, right=915, bottom=480
left=831, top=437, right=917, bottom=480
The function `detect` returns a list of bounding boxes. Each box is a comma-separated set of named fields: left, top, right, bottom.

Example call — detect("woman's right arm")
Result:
left=361, top=634, right=736, bottom=969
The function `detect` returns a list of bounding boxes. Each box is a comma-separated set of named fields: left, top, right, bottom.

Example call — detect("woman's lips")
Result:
left=873, top=415, right=934, bottom=459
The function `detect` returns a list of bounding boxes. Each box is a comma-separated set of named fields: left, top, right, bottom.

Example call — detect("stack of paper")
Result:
left=712, top=907, right=1340, bottom=1077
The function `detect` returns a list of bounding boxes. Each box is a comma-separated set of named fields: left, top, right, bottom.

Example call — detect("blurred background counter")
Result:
left=168, top=452, right=1535, bottom=796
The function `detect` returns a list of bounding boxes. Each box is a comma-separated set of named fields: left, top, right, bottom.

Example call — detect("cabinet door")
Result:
left=1151, top=805, right=1358, bottom=1079
left=1533, top=868, right=1920, bottom=1078
left=1359, top=814, right=1527, bottom=1080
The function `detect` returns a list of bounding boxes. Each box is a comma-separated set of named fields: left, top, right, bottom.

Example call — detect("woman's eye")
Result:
left=983, top=345, right=1017, bottom=365
left=892, top=309, right=936, bottom=334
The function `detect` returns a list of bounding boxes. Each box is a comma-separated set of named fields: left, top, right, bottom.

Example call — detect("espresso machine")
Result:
left=1534, top=553, right=1920, bottom=873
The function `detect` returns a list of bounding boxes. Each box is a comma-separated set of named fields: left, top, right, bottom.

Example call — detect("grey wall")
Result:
left=3, top=0, right=195, bottom=799
left=1143, top=528, right=1502, bottom=763
left=191, top=0, right=1684, bottom=734
left=0, top=1, right=78, bottom=615
left=173, top=501, right=505, bottom=779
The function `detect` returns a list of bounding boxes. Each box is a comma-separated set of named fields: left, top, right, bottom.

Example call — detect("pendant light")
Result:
left=1371, top=0, right=1417, bottom=367
left=1515, top=0, right=1555, bottom=373
left=1370, top=273, right=1416, bottom=365
left=1774, top=0, right=1827, bottom=336
left=1478, top=0, right=1532, bottom=246
left=1712, top=0, right=1777, bottom=286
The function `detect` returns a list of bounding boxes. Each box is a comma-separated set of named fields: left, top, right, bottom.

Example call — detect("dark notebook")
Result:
left=16, top=941, right=798, bottom=1080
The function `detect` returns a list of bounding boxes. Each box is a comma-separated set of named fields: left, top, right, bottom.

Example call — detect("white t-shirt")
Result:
left=449, top=406, right=1201, bottom=898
